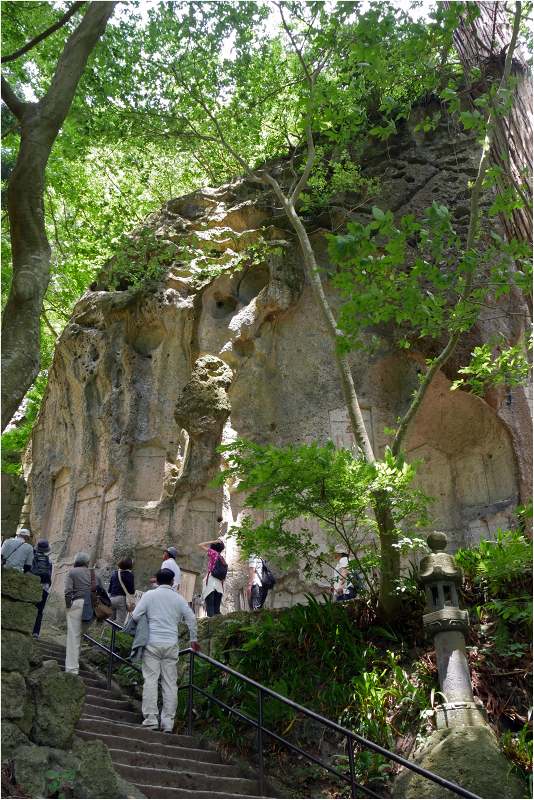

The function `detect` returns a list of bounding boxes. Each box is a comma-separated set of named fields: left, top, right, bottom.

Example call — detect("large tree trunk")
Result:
left=1, top=2, right=115, bottom=431
left=450, top=1, right=532, bottom=244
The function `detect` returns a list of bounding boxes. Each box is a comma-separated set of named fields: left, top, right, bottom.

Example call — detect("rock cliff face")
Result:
left=24, top=115, right=531, bottom=617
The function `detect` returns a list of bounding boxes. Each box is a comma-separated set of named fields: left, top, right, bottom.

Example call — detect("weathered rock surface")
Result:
left=22, top=114, right=531, bottom=615
left=27, top=661, right=86, bottom=748
left=1, top=597, right=37, bottom=634
left=1, top=671, right=27, bottom=719
left=1, top=568, right=42, bottom=604
left=395, top=725, right=528, bottom=798
left=1, top=629, right=32, bottom=673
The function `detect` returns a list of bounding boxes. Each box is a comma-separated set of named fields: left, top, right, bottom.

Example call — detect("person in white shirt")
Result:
left=132, top=568, right=199, bottom=732
left=1, top=528, right=34, bottom=572
left=332, top=544, right=361, bottom=602
left=160, top=546, right=181, bottom=591
left=247, top=554, right=269, bottom=610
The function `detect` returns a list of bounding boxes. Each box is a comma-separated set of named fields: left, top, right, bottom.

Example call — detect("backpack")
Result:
left=31, top=551, right=51, bottom=582
left=260, top=560, right=276, bottom=590
left=211, top=555, right=228, bottom=581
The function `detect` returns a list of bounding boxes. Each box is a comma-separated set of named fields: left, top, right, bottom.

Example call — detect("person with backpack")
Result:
left=198, top=538, right=227, bottom=617
left=248, top=554, right=276, bottom=610
left=108, top=556, right=136, bottom=627
left=31, top=539, right=53, bottom=639
left=1, top=528, right=34, bottom=572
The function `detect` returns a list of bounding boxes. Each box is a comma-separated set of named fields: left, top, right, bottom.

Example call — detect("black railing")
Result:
left=83, top=619, right=480, bottom=800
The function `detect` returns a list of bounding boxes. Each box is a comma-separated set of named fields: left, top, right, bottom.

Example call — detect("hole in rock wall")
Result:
left=131, top=323, right=166, bottom=356
left=237, top=266, right=269, bottom=304
left=211, top=294, right=238, bottom=319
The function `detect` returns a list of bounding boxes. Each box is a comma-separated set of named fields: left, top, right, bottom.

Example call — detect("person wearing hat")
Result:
left=1, top=528, right=34, bottom=573
left=161, top=546, right=181, bottom=591
left=198, top=538, right=226, bottom=617
left=332, top=543, right=359, bottom=602
left=31, top=540, right=53, bottom=639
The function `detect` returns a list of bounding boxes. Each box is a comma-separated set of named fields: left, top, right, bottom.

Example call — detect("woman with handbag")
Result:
left=198, top=539, right=227, bottom=617
left=64, top=551, right=110, bottom=674
left=108, top=557, right=136, bottom=627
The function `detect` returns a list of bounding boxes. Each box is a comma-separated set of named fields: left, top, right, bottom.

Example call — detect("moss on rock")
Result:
left=1, top=597, right=37, bottom=634
left=72, top=737, right=120, bottom=798
left=1, top=670, right=27, bottom=719
left=1, top=720, right=31, bottom=757
left=28, top=661, right=85, bottom=749
left=394, top=725, right=528, bottom=799
left=1, top=629, right=32, bottom=673
left=1, top=569, right=42, bottom=603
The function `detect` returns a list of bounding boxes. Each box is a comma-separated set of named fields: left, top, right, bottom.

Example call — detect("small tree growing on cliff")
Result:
left=172, top=1, right=528, bottom=618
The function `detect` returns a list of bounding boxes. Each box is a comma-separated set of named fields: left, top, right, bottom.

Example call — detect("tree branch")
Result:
left=1, top=76, right=27, bottom=120
left=1, top=2, right=86, bottom=64
left=38, top=2, right=116, bottom=132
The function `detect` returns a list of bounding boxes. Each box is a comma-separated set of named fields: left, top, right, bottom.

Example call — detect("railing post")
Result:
left=257, top=687, right=265, bottom=797
left=347, top=734, right=357, bottom=799
left=187, top=649, right=195, bottom=736
left=107, top=624, right=116, bottom=690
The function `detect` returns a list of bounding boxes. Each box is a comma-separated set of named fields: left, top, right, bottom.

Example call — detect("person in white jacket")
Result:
left=132, top=568, right=199, bottom=732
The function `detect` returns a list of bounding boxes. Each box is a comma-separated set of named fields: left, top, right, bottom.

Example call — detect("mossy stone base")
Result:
left=28, top=661, right=85, bottom=749
left=394, top=725, right=528, bottom=799
left=72, top=737, right=120, bottom=798
left=1, top=670, right=26, bottom=718
left=1, top=629, right=32, bottom=674
left=1, top=597, right=37, bottom=634
left=1, top=569, right=42, bottom=603
left=1, top=720, right=31, bottom=757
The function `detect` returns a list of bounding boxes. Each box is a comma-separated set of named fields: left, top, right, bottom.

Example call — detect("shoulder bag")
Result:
left=117, top=569, right=136, bottom=612
left=91, top=569, right=113, bottom=620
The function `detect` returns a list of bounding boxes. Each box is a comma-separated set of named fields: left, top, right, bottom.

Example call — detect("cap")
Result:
left=18, top=529, right=31, bottom=538
left=166, top=546, right=177, bottom=558
left=334, top=543, right=349, bottom=555
left=36, top=539, right=51, bottom=553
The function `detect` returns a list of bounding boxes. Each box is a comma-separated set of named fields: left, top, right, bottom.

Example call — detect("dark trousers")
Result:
left=335, top=587, right=357, bottom=603
left=205, top=590, right=222, bottom=617
left=33, top=588, right=49, bottom=637
left=249, top=584, right=268, bottom=610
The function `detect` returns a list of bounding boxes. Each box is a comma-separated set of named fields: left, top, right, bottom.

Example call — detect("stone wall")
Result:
left=0, top=568, right=124, bottom=798
left=23, top=114, right=531, bottom=618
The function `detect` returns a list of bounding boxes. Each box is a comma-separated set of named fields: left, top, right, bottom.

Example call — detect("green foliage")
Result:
left=451, top=339, right=532, bottom=395
left=500, top=723, right=533, bottom=779
left=215, top=438, right=429, bottom=592
left=456, top=528, right=532, bottom=657
left=45, top=768, right=76, bottom=799
left=179, top=595, right=431, bottom=787
left=1, top=373, right=48, bottom=474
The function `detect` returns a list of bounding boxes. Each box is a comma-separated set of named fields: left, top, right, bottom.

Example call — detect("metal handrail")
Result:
left=83, top=619, right=480, bottom=800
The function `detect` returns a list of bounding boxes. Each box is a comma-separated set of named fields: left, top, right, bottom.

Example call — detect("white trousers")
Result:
left=141, top=644, right=179, bottom=729
left=65, top=597, right=84, bottom=673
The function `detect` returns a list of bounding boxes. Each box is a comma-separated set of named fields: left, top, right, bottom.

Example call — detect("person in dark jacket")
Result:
left=32, top=539, right=53, bottom=639
left=108, top=557, right=135, bottom=627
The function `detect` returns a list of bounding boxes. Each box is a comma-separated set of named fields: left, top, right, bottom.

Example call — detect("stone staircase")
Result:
left=34, top=640, right=265, bottom=799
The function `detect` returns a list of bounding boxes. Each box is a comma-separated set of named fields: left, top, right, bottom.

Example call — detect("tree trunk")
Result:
left=1, top=1, right=115, bottom=431
left=449, top=1, right=532, bottom=244
left=277, top=193, right=402, bottom=617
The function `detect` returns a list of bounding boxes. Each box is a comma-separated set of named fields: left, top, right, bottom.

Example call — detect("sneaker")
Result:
left=32, top=633, right=39, bottom=639
left=141, top=719, right=159, bottom=729
left=161, top=727, right=173, bottom=734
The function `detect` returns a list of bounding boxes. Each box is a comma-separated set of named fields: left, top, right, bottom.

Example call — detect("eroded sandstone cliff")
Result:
left=23, top=115, right=531, bottom=618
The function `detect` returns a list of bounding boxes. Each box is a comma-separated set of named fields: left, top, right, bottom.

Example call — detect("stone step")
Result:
left=76, top=717, right=206, bottom=749
left=113, top=762, right=260, bottom=795
left=81, top=676, right=109, bottom=689
left=75, top=731, right=224, bottom=765
left=85, top=693, right=133, bottom=710
left=84, top=704, right=140, bottom=724
left=82, top=686, right=123, bottom=700
left=108, top=748, right=244, bottom=777
left=136, top=784, right=261, bottom=799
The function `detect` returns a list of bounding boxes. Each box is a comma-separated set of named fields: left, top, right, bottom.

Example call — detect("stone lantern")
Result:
left=419, top=531, right=486, bottom=729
